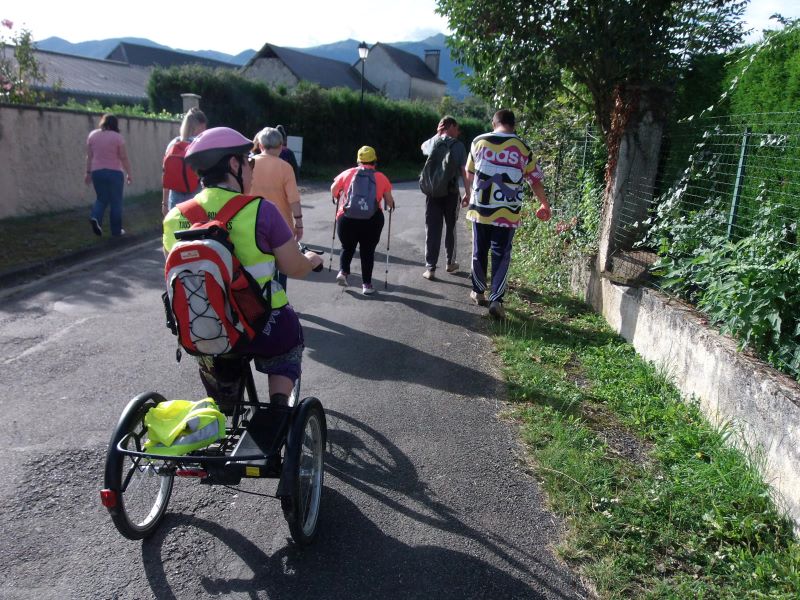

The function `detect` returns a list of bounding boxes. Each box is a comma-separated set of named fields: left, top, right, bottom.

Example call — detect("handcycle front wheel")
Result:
left=280, top=397, right=326, bottom=545
left=102, top=392, right=175, bottom=540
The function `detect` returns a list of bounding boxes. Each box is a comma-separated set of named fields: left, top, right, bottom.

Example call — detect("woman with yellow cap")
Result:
left=330, top=146, right=395, bottom=295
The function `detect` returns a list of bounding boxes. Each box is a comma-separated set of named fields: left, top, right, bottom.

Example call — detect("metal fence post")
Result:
left=727, top=127, right=751, bottom=240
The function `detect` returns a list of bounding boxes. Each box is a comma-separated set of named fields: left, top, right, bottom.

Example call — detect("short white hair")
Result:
left=255, top=127, right=283, bottom=149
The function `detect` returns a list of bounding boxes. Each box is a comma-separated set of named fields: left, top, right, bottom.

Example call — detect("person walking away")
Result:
left=248, top=126, right=304, bottom=291
left=85, top=113, right=133, bottom=236
left=330, top=146, right=395, bottom=295
left=419, top=115, right=468, bottom=280
left=163, top=126, right=322, bottom=438
left=463, top=109, right=551, bottom=319
left=275, top=124, right=299, bottom=179
left=161, top=108, right=207, bottom=216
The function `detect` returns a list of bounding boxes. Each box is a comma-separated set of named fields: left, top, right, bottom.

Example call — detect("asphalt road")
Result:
left=0, top=182, right=586, bottom=599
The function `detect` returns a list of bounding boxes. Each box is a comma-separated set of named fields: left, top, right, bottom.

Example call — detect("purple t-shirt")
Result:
left=255, top=199, right=293, bottom=253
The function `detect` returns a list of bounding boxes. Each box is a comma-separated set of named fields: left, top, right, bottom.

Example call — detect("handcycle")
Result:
left=100, top=247, right=328, bottom=545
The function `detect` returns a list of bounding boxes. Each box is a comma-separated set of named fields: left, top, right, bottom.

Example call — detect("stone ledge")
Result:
left=572, top=256, right=800, bottom=527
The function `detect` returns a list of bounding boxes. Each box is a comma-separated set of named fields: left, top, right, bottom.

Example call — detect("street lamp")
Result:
left=358, top=41, right=369, bottom=139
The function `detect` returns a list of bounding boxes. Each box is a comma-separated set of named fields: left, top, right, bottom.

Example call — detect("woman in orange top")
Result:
left=330, top=146, right=395, bottom=295
left=248, top=126, right=303, bottom=290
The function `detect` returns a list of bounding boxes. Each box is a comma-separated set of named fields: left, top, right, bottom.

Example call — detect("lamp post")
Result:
left=358, top=41, right=369, bottom=140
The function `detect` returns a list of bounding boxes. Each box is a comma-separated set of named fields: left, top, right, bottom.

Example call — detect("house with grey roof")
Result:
left=241, top=43, right=377, bottom=92
left=360, top=43, right=446, bottom=101
left=25, top=49, right=151, bottom=105
left=105, top=42, right=233, bottom=69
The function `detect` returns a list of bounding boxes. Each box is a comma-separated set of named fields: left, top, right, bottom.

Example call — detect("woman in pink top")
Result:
left=84, top=113, right=133, bottom=236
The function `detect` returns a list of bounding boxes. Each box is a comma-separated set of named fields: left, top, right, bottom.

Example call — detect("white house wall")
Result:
left=363, top=48, right=412, bottom=100
left=241, top=58, right=299, bottom=88
left=410, top=78, right=446, bottom=101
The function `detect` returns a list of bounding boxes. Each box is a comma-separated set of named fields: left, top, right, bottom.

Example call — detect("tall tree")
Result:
left=437, top=0, right=748, bottom=141
left=438, top=0, right=748, bottom=269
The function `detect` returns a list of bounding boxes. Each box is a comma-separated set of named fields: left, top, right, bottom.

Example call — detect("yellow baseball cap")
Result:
left=357, top=146, right=377, bottom=163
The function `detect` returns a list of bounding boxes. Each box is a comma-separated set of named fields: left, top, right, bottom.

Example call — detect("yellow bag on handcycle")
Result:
left=144, top=398, right=226, bottom=456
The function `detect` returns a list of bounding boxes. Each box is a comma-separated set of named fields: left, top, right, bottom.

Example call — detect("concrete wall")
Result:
left=0, top=103, right=179, bottom=218
left=241, top=58, right=299, bottom=89
left=571, top=258, right=800, bottom=526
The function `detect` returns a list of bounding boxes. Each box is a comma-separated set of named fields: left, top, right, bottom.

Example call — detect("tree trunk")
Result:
left=597, top=84, right=668, bottom=273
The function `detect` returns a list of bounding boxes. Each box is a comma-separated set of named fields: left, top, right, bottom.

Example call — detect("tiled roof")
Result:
left=371, top=43, right=445, bottom=84
left=106, top=42, right=233, bottom=69
left=29, top=49, right=150, bottom=102
left=247, top=44, right=377, bottom=92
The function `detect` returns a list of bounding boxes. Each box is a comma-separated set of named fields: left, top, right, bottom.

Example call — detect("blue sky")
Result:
left=2, top=0, right=798, bottom=55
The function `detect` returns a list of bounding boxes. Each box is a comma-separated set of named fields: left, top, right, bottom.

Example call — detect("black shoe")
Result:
left=90, top=218, right=102, bottom=236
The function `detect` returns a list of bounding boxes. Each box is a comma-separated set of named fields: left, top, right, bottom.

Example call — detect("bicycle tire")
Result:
left=103, top=392, right=175, bottom=540
left=281, top=397, right=326, bottom=545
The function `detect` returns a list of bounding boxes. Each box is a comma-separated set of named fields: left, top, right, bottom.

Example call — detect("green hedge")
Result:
left=147, top=66, right=485, bottom=168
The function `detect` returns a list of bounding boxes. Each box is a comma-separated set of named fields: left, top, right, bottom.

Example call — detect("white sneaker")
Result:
left=470, top=291, right=488, bottom=306
left=362, top=283, right=375, bottom=295
left=423, top=269, right=435, bottom=280
left=336, top=271, right=348, bottom=286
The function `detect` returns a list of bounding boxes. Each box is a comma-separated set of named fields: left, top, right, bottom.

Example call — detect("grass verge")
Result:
left=496, top=224, right=799, bottom=597
left=0, top=191, right=163, bottom=275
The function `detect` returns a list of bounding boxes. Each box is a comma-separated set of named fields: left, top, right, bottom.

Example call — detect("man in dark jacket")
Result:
left=420, top=116, right=468, bottom=280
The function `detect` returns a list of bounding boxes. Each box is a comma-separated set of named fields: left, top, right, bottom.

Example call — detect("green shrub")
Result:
left=147, top=65, right=484, bottom=167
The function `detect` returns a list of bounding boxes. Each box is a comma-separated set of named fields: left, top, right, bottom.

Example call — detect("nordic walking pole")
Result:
left=384, top=207, right=393, bottom=290
left=328, top=195, right=338, bottom=272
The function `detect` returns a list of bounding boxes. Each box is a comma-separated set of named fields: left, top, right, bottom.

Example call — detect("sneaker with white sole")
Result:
left=488, top=301, right=506, bottom=319
left=90, top=218, right=102, bottom=236
left=336, top=271, right=348, bottom=286
left=470, top=291, right=488, bottom=306
left=423, top=269, right=435, bottom=280
left=446, top=262, right=459, bottom=273
left=362, top=283, right=375, bottom=295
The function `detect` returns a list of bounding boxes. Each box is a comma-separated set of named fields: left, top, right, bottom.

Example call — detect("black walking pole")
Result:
left=384, top=207, right=393, bottom=290
left=328, top=196, right=338, bottom=272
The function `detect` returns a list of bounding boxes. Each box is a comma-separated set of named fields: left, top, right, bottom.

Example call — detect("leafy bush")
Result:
left=147, top=65, right=484, bottom=167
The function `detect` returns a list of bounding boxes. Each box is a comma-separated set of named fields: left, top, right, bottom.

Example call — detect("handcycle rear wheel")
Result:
left=281, top=397, right=326, bottom=545
left=103, top=392, right=175, bottom=540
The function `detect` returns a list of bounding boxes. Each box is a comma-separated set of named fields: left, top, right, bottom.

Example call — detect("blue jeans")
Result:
left=90, top=169, right=124, bottom=235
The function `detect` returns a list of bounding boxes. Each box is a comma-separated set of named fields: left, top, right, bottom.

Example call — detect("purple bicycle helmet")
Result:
left=184, top=127, right=252, bottom=172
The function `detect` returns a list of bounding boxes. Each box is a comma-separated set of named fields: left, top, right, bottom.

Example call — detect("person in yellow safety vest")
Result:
left=144, top=398, right=226, bottom=456
left=163, top=127, right=323, bottom=436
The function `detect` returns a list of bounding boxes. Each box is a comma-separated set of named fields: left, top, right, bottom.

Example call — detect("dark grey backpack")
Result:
left=419, top=137, right=458, bottom=197
left=344, top=168, right=378, bottom=219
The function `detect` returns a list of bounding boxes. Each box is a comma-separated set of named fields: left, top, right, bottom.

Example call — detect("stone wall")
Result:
left=571, top=258, right=800, bottom=526
left=0, top=103, right=179, bottom=219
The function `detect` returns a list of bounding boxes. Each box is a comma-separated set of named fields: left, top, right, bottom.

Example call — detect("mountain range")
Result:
left=36, top=34, right=470, bottom=98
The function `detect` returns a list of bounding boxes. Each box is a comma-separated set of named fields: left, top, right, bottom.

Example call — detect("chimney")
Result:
left=424, top=49, right=440, bottom=77
left=181, top=93, right=201, bottom=112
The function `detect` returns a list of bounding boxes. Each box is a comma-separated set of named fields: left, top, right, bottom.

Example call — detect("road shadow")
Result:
left=140, top=491, right=550, bottom=600
left=138, top=410, right=584, bottom=598
left=300, top=314, right=502, bottom=397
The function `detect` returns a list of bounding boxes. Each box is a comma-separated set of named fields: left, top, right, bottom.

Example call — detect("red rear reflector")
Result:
left=176, top=468, right=208, bottom=478
left=100, top=489, right=117, bottom=508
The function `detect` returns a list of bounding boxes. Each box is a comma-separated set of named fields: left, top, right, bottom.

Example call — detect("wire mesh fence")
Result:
left=544, top=113, right=800, bottom=381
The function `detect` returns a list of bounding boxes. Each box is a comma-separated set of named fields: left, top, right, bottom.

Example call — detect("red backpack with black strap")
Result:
left=163, top=195, right=269, bottom=356
left=162, top=140, right=200, bottom=193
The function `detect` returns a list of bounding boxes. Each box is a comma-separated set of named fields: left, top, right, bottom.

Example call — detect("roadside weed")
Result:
left=492, top=272, right=800, bottom=598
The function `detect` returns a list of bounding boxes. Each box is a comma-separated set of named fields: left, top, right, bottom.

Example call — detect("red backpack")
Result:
left=162, top=140, right=200, bottom=193
left=163, top=195, right=269, bottom=356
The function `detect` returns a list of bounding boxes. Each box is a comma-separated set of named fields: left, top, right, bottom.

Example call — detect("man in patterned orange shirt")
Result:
left=463, top=109, right=551, bottom=318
